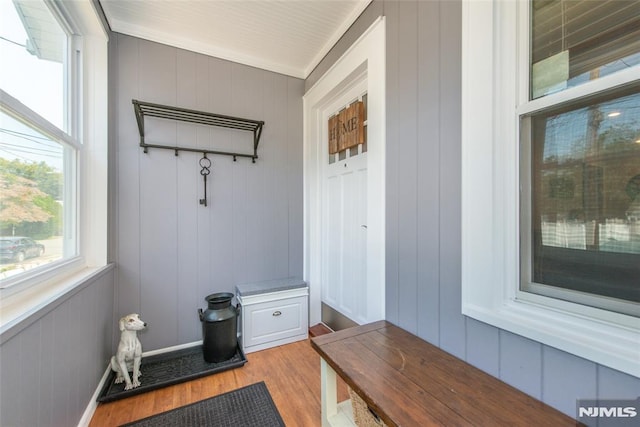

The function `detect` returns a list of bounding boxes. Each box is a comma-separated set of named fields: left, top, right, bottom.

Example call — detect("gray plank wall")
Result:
left=112, top=33, right=304, bottom=352
left=0, top=267, right=115, bottom=427
left=307, top=0, right=640, bottom=419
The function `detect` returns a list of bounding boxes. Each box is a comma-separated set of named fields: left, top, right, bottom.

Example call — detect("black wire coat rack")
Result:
left=132, top=99, right=264, bottom=162
left=132, top=99, right=264, bottom=207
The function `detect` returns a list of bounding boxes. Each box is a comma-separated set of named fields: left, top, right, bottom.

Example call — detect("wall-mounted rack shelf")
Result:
left=132, top=99, right=264, bottom=162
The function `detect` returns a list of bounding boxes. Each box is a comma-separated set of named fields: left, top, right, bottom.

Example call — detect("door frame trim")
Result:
left=303, top=17, right=386, bottom=325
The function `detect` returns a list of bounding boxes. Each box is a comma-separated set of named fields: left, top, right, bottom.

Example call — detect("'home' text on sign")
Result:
left=328, top=101, right=364, bottom=154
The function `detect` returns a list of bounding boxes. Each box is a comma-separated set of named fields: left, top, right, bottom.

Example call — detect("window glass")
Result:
left=530, top=0, right=640, bottom=99
left=0, top=0, right=65, bottom=128
left=0, top=0, right=75, bottom=284
left=0, top=110, right=71, bottom=280
left=521, top=84, right=640, bottom=312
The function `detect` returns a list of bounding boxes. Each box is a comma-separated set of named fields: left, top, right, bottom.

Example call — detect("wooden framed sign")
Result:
left=328, top=101, right=364, bottom=154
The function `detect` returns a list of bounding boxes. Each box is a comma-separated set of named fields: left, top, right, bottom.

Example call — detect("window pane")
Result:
left=0, top=0, right=66, bottom=129
left=521, top=84, right=640, bottom=311
left=531, top=0, right=640, bottom=99
left=0, top=110, right=72, bottom=281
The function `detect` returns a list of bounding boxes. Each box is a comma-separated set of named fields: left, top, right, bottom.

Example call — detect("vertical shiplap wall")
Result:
left=306, top=0, right=640, bottom=419
left=112, top=34, right=304, bottom=351
left=0, top=268, right=115, bottom=427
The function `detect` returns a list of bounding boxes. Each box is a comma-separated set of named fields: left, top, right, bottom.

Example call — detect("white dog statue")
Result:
left=110, top=313, right=146, bottom=390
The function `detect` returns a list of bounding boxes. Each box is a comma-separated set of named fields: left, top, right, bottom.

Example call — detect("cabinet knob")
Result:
left=272, top=311, right=282, bottom=317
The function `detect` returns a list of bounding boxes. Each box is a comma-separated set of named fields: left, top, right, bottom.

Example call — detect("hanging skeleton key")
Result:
left=199, top=155, right=212, bottom=206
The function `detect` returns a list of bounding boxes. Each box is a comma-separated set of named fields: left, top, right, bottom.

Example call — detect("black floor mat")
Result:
left=119, top=382, right=284, bottom=427
left=97, top=345, right=247, bottom=403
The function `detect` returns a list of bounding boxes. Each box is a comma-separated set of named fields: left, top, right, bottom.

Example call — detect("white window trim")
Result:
left=461, top=0, right=639, bottom=377
left=0, top=0, right=108, bottom=337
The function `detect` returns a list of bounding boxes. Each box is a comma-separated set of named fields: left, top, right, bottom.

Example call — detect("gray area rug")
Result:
left=119, top=382, right=286, bottom=427
left=98, top=345, right=246, bottom=403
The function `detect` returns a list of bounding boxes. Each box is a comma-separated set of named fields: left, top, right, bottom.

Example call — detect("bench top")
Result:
left=311, top=320, right=576, bottom=427
left=235, top=277, right=307, bottom=296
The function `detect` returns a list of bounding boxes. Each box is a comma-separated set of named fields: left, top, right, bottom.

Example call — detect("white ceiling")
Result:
left=99, top=0, right=372, bottom=79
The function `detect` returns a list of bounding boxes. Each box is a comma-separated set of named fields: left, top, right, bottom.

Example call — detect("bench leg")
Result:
left=320, top=358, right=338, bottom=426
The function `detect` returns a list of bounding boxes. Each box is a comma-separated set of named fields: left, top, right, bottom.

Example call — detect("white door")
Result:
left=304, top=17, right=386, bottom=327
left=321, top=89, right=369, bottom=324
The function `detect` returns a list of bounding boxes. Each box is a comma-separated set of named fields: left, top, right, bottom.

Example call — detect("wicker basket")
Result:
left=348, top=387, right=389, bottom=427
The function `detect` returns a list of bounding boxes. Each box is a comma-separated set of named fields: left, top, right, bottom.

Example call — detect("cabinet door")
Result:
left=244, top=296, right=307, bottom=348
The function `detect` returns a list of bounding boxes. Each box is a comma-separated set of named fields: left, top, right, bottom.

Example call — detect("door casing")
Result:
left=303, top=17, right=386, bottom=326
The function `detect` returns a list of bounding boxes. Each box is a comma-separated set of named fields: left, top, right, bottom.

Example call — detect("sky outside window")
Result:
left=0, top=0, right=64, bottom=129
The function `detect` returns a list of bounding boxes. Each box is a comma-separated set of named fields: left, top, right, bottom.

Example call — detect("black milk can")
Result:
left=198, top=292, right=238, bottom=363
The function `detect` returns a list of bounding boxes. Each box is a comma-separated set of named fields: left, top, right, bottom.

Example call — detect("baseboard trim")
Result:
left=78, top=365, right=111, bottom=427
left=78, top=340, right=204, bottom=426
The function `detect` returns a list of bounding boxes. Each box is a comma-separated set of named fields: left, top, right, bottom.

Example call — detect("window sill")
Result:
left=463, top=296, right=640, bottom=377
left=0, top=263, right=114, bottom=344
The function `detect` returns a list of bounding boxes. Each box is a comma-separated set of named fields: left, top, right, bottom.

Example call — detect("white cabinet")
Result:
left=236, top=278, right=308, bottom=353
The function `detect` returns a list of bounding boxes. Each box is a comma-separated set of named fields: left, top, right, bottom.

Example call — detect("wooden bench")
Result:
left=311, top=320, right=576, bottom=426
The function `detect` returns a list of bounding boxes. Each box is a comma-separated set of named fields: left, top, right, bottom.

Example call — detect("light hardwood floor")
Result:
left=89, top=339, right=348, bottom=426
